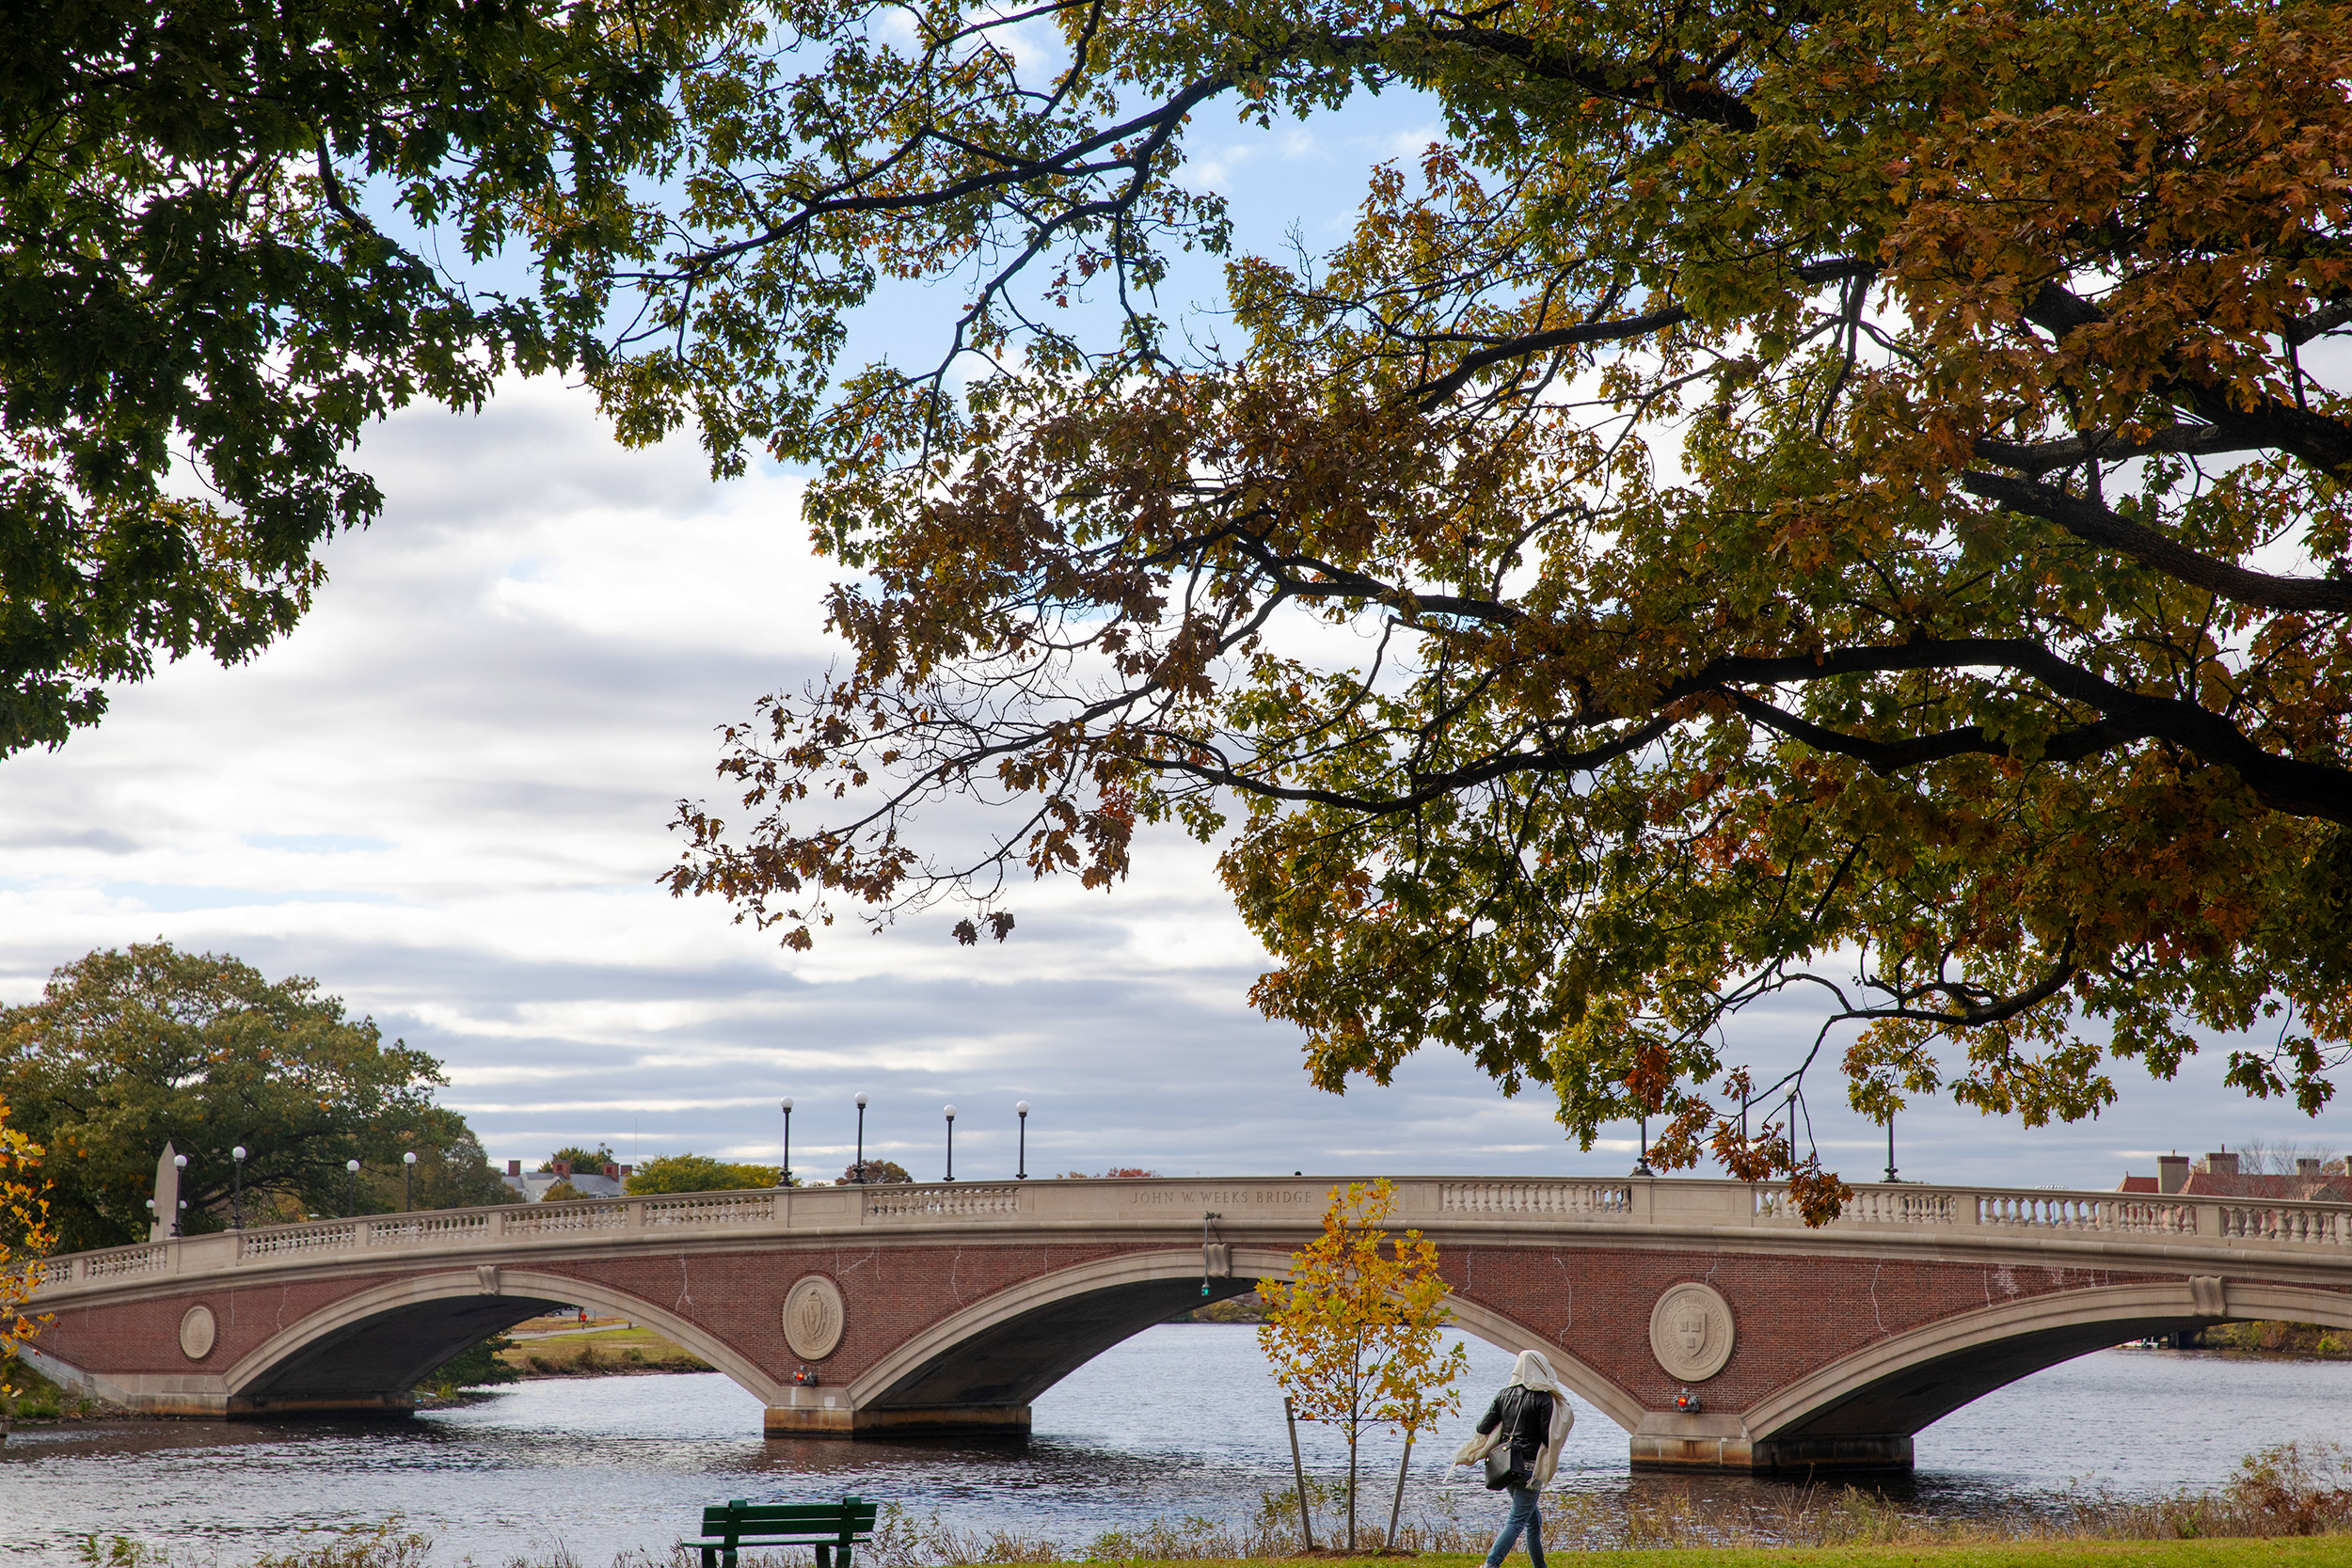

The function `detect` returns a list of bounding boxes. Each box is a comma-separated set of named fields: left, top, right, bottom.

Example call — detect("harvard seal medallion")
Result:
left=782, top=1275, right=846, bottom=1361
left=1647, top=1282, right=1734, bottom=1382
left=179, top=1303, right=217, bottom=1361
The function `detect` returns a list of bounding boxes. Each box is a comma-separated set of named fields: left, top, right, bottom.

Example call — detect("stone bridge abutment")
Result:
left=24, top=1176, right=2352, bottom=1472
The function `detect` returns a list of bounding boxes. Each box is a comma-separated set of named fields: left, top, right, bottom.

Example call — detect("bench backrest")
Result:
left=701, top=1498, right=878, bottom=1541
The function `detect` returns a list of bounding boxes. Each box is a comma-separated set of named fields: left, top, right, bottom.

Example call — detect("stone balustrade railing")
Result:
left=27, top=1174, right=2352, bottom=1295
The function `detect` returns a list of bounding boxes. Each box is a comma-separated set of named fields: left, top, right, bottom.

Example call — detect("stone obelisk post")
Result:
left=148, top=1141, right=181, bottom=1243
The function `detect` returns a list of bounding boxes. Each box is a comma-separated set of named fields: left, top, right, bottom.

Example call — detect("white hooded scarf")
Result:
left=1452, top=1350, right=1576, bottom=1487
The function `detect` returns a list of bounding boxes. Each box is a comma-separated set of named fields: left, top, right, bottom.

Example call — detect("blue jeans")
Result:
left=1484, top=1482, right=1546, bottom=1568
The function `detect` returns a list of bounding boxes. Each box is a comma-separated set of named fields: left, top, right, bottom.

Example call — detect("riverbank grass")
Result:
left=1100, top=1549, right=2348, bottom=1568
left=2, top=1360, right=92, bottom=1420
left=496, top=1327, right=709, bottom=1376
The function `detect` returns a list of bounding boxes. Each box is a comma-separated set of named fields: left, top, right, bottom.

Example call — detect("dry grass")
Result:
left=642, top=1444, right=2352, bottom=1566
left=60, top=1443, right=2352, bottom=1568
left=496, top=1329, right=711, bottom=1377
left=840, top=1443, right=2352, bottom=1563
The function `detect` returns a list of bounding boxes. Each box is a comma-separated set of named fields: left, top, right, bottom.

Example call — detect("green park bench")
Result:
left=684, top=1497, right=879, bottom=1568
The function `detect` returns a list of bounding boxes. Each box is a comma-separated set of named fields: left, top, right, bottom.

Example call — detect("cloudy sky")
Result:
left=2, top=106, right=2341, bottom=1196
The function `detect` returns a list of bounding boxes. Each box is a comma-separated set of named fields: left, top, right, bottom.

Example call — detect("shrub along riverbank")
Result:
left=2190, top=1322, right=2352, bottom=1358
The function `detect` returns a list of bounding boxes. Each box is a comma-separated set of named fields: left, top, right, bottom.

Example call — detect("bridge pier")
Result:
left=763, top=1401, right=1032, bottom=1438
left=228, top=1392, right=419, bottom=1418
left=1629, top=1414, right=1913, bottom=1473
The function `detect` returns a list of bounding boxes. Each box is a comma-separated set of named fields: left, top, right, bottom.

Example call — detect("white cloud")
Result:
left=0, top=373, right=1574, bottom=1183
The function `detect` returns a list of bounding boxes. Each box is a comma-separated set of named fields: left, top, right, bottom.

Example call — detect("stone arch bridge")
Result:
left=23, top=1175, right=2352, bottom=1472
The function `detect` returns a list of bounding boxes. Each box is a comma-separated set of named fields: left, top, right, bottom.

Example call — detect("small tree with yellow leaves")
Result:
left=1, top=1092, right=57, bottom=1402
left=1258, top=1180, right=1468, bottom=1549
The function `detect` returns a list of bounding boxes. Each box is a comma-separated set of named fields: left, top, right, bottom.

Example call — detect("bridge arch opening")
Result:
left=222, top=1268, right=783, bottom=1416
left=822, top=1247, right=1639, bottom=1439
left=1742, top=1280, right=2352, bottom=1470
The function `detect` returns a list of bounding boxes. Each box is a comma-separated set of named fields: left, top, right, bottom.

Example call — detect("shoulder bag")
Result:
left=1483, top=1392, right=1528, bottom=1490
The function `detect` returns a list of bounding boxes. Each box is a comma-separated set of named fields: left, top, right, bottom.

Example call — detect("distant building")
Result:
left=2118, top=1148, right=2352, bottom=1203
left=500, top=1158, right=631, bottom=1202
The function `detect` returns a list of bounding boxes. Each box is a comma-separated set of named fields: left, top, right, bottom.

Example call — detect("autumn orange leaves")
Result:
left=653, top=0, right=2352, bottom=1212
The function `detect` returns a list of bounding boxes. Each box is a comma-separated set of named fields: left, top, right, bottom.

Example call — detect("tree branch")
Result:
left=1971, top=425, right=2257, bottom=474
left=1960, top=471, right=2352, bottom=613
left=1678, top=639, right=2352, bottom=824
left=1419, top=25, right=1760, bottom=131
left=2023, top=281, right=2352, bottom=475
left=1408, top=259, right=1876, bottom=409
left=1724, top=691, right=2153, bottom=773
left=2284, top=294, right=2352, bottom=347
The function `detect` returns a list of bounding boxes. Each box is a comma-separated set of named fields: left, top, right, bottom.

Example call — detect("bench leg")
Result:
left=700, top=1552, right=715, bottom=1568
left=839, top=1548, right=853, bottom=1568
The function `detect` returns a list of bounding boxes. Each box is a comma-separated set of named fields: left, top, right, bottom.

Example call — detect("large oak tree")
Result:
left=617, top=0, right=2352, bottom=1208
left=1, top=942, right=508, bottom=1252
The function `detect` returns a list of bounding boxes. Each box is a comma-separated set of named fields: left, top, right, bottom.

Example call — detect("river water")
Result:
left=5, top=1328, right=2348, bottom=1565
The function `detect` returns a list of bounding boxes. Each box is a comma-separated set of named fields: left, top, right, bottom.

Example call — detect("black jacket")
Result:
left=1476, top=1386, right=1553, bottom=1467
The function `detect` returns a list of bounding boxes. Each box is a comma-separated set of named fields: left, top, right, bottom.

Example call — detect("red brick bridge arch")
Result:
left=24, top=1176, right=2352, bottom=1472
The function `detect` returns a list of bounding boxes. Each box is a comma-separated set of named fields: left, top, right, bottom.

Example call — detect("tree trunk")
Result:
left=1386, top=1431, right=1415, bottom=1547
left=1285, top=1397, right=1315, bottom=1551
left=1346, top=1434, right=1359, bottom=1550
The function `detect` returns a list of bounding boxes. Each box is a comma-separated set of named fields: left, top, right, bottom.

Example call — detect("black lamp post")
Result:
left=944, top=1105, right=956, bottom=1182
left=1884, top=1111, right=1899, bottom=1184
left=853, top=1092, right=868, bottom=1183
left=779, top=1098, right=793, bottom=1187
left=403, top=1149, right=418, bottom=1211
left=172, top=1152, right=188, bottom=1236
left=1632, top=1115, right=1654, bottom=1178
left=345, top=1159, right=360, bottom=1218
left=1015, top=1101, right=1029, bottom=1180
left=230, top=1145, right=247, bottom=1229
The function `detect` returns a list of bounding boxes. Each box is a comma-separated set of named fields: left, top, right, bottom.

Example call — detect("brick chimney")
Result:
left=2156, top=1153, right=2189, bottom=1194
left=507, top=1160, right=522, bottom=1177
left=620, top=1165, right=633, bottom=1179
left=2298, top=1158, right=2323, bottom=1178
left=603, top=1163, right=620, bottom=1180
left=2202, top=1149, right=2238, bottom=1177
left=554, top=1161, right=572, bottom=1177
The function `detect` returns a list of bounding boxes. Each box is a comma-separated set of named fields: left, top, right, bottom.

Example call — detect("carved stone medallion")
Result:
left=1647, top=1282, right=1734, bottom=1382
left=782, top=1275, right=846, bottom=1361
left=179, top=1304, right=217, bottom=1361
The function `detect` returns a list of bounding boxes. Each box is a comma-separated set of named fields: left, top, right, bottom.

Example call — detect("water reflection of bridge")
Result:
left=26, top=1175, right=2352, bottom=1472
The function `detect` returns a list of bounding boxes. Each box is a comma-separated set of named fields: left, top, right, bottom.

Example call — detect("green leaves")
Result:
left=0, top=941, right=499, bottom=1250
left=625, top=1153, right=781, bottom=1193
left=1, top=0, right=728, bottom=755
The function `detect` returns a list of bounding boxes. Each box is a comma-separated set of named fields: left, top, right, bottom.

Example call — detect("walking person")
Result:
left=1454, top=1350, right=1575, bottom=1568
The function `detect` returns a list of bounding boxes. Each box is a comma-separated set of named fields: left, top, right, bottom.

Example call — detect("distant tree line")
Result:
left=1, top=942, right=512, bottom=1253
